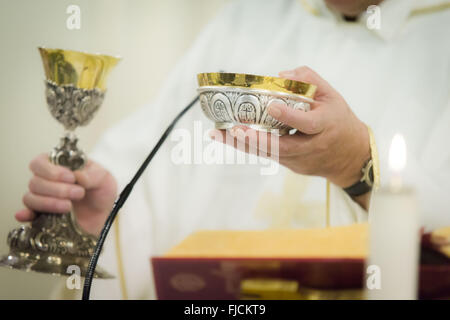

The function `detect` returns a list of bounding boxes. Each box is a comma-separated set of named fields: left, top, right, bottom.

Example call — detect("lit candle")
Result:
left=366, top=133, right=420, bottom=300
left=388, top=133, right=407, bottom=192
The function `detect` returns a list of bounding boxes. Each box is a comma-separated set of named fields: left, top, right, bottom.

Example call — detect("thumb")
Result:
left=279, top=66, right=336, bottom=100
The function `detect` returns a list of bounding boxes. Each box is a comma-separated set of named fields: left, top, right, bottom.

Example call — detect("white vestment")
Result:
left=55, top=0, right=450, bottom=299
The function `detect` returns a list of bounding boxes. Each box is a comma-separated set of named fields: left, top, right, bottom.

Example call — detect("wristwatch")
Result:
left=343, top=159, right=374, bottom=197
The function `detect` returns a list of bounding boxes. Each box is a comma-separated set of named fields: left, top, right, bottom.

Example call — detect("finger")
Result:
left=230, top=126, right=276, bottom=157
left=15, top=208, right=36, bottom=222
left=278, top=131, right=315, bottom=157
left=209, top=128, right=226, bottom=141
left=228, top=126, right=263, bottom=156
left=215, top=126, right=276, bottom=158
left=227, top=126, right=312, bottom=158
left=267, top=102, right=324, bottom=134
left=74, top=160, right=108, bottom=190
left=279, top=66, right=335, bottom=100
left=29, top=154, right=75, bottom=183
left=209, top=128, right=259, bottom=156
left=23, top=192, right=72, bottom=214
left=209, top=128, right=253, bottom=153
left=29, top=176, right=85, bottom=200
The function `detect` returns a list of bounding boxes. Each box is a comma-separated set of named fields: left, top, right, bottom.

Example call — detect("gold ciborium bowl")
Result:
left=197, top=72, right=317, bottom=135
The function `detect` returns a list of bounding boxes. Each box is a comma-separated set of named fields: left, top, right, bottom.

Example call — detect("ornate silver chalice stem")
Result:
left=0, top=48, right=120, bottom=278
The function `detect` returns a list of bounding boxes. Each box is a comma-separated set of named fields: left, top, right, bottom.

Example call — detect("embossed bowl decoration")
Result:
left=197, top=72, right=317, bottom=135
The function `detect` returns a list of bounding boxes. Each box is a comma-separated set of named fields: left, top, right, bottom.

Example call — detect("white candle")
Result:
left=366, top=134, right=420, bottom=300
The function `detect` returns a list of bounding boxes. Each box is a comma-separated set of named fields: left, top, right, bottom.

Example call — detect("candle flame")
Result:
left=389, top=133, right=407, bottom=173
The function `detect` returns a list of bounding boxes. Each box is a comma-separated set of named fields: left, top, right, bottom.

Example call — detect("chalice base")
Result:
left=0, top=212, right=113, bottom=279
left=0, top=250, right=113, bottom=279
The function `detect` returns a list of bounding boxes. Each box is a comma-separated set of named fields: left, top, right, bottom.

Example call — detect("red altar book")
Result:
left=151, top=224, right=450, bottom=300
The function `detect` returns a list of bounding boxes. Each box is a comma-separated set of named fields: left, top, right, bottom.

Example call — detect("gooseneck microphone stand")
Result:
left=82, top=95, right=199, bottom=300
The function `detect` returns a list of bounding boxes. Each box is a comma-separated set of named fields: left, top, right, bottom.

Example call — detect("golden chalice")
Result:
left=0, top=48, right=120, bottom=278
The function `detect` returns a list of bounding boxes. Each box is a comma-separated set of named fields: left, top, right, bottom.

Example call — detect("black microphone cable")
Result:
left=82, top=95, right=199, bottom=300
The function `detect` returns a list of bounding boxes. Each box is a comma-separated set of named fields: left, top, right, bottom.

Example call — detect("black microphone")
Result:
left=82, top=95, right=199, bottom=300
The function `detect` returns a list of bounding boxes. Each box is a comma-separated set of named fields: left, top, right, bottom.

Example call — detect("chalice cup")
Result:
left=0, top=48, right=120, bottom=278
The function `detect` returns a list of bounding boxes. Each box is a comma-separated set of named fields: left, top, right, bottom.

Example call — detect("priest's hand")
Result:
left=211, top=66, right=371, bottom=209
left=15, top=154, right=117, bottom=235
